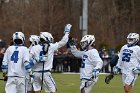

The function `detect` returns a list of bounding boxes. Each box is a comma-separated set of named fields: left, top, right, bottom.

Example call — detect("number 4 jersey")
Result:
left=3, top=45, right=29, bottom=77
left=117, top=45, right=140, bottom=74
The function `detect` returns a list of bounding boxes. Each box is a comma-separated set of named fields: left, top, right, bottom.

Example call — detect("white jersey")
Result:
left=117, top=45, right=140, bottom=74
left=30, top=33, right=69, bottom=71
left=71, top=48, right=103, bottom=80
left=3, top=45, right=29, bottom=77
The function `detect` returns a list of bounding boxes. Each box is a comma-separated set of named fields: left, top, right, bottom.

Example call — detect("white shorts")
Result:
left=5, top=77, right=26, bottom=93
left=26, top=78, right=34, bottom=91
left=80, top=77, right=98, bottom=93
left=33, top=72, right=57, bottom=92
left=122, top=73, right=138, bottom=86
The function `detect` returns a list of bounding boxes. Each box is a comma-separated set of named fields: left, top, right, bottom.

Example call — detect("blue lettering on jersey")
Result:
left=11, top=51, right=19, bottom=63
left=123, top=49, right=133, bottom=53
left=122, top=53, right=131, bottom=62
left=81, top=55, right=88, bottom=68
left=122, top=49, right=133, bottom=62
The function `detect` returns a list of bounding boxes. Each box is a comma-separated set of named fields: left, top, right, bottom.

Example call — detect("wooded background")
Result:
left=0, top=0, right=139, bottom=50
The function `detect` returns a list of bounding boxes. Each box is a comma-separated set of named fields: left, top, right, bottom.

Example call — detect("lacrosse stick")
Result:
left=105, top=73, right=114, bottom=84
left=0, top=78, right=6, bottom=81
left=41, top=41, right=50, bottom=91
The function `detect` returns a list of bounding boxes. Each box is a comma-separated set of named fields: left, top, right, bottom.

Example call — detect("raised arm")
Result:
left=57, top=33, right=70, bottom=49
left=57, top=24, right=72, bottom=49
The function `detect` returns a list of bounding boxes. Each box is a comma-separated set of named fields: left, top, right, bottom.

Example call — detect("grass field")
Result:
left=0, top=72, right=140, bottom=93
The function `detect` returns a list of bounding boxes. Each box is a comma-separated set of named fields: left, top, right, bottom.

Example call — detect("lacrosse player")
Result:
left=29, top=24, right=72, bottom=93
left=69, top=35, right=103, bottom=93
left=27, top=35, right=39, bottom=93
left=1, top=32, right=32, bottom=93
left=114, top=33, right=140, bottom=93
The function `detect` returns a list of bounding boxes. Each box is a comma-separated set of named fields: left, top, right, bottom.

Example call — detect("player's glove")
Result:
left=113, top=66, right=119, bottom=74
left=92, top=69, right=100, bottom=79
left=67, top=38, right=77, bottom=49
left=69, top=39, right=77, bottom=46
left=132, top=67, right=140, bottom=74
left=64, top=24, right=72, bottom=33
left=1, top=61, right=8, bottom=73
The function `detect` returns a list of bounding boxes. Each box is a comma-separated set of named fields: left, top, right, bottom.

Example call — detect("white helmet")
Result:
left=13, top=32, right=25, bottom=44
left=80, top=35, right=95, bottom=50
left=127, top=33, right=139, bottom=46
left=40, top=32, right=54, bottom=43
left=29, top=35, right=39, bottom=46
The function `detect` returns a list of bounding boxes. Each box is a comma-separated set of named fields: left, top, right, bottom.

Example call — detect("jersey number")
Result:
left=122, top=53, right=131, bottom=62
left=81, top=58, right=85, bottom=68
left=11, top=51, right=19, bottom=63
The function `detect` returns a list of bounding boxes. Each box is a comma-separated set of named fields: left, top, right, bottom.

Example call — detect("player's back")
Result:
left=30, top=43, right=58, bottom=71
left=30, top=44, right=43, bottom=71
left=4, top=45, right=29, bottom=77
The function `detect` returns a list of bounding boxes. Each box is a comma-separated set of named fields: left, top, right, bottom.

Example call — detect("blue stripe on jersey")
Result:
left=29, top=60, right=35, bottom=67
left=130, top=76, right=135, bottom=85
left=81, top=78, right=91, bottom=80
left=34, top=70, right=50, bottom=73
left=1, top=65, right=8, bottom=69
left=49, top=75, right=57, bottom=91
left=1, top=65, right=8, bottom=73
left=25, top=64, right=31, bottom=70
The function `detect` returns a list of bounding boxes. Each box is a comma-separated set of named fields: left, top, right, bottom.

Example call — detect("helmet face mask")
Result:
left=80, top=35, right=95, bottom=50
left=127, top=38, right=133, bottom=44
left=13, top=32, right=25, bottom=45
left=80, top=41, right=88, bottom=50
left=127, top=33, right=139, bottom=46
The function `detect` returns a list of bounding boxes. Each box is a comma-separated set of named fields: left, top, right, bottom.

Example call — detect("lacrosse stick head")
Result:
left=105, top=74, right=114, bottom=84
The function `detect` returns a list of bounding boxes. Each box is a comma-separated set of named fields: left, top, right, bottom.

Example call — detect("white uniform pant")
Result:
left=80, top=77, right=98, bottom=93
left=122, top=73, right=138, bottom=86
left=5, top=77, right=26, bottom=93
left=26, top=78, right=34, bottom=91
left=33, top=72, right=57, bottom=92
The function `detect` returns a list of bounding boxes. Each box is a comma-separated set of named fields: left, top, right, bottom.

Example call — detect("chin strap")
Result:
left=127, top=43, right=136, bottom=47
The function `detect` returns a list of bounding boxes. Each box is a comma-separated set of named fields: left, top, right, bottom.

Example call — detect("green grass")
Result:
left=0, top=72, right=140, bottom=93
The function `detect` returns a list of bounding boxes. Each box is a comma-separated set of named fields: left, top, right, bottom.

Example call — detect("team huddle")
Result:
left=1, top=23, right=140, bottom=93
